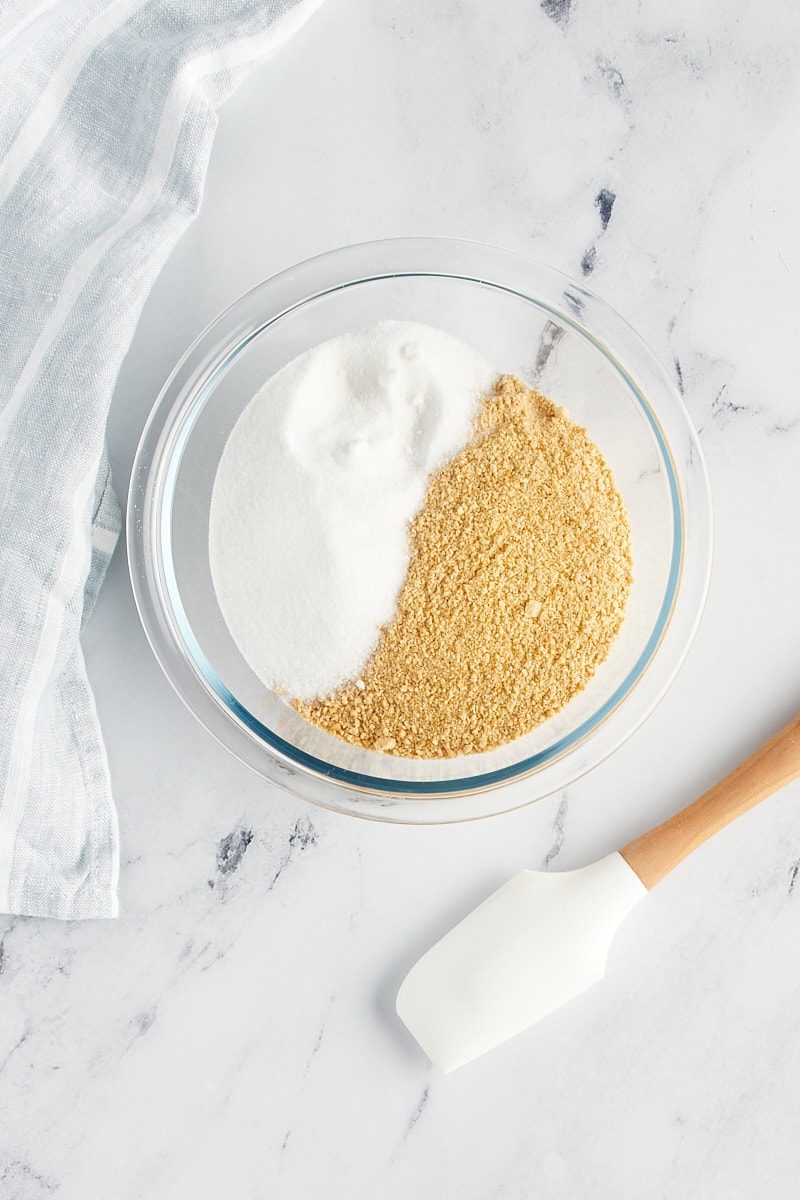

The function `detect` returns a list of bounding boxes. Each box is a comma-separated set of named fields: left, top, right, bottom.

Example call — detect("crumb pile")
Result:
left=293, top=375, right=633, bottom=757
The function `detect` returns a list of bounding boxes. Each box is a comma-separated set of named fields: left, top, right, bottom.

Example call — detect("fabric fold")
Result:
left=0, top=0, right=323, bottom=919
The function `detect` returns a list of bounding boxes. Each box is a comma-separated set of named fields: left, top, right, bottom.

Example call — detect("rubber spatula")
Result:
left=396, top=712, right=800, bottom=1073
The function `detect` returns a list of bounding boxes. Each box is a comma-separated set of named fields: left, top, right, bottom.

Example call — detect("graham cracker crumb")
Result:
left=293, top=375, right=633, bottom=757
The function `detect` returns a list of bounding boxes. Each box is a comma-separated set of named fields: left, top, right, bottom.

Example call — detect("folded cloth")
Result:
left=0, top=0, right=323, bottom=920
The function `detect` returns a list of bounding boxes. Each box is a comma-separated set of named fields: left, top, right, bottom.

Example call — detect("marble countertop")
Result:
left=3, top=1, right=800, bottom=1196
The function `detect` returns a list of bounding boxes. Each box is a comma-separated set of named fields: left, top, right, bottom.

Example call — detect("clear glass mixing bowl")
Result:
left=127, top=238, right=712, bottom=823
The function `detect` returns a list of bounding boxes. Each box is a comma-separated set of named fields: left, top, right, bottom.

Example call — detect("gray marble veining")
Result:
left=2, top=0, right=800, bottom=1196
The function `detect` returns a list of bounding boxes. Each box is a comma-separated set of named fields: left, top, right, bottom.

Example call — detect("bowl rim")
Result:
left=127, top=236, right=713, bottom=823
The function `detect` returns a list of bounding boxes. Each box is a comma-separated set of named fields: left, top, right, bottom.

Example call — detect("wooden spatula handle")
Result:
left=620, top=713, right=800, bottom=890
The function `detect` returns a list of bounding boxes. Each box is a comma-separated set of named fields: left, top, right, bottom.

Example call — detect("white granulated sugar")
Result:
left=209, top=321, right=498, bottom=701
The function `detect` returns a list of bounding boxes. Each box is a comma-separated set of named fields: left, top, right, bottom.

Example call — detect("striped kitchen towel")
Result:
left=0, top=0, right=323, bottom=920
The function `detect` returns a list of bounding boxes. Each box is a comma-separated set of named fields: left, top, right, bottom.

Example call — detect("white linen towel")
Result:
left=0, top=0, right=323, bottom=920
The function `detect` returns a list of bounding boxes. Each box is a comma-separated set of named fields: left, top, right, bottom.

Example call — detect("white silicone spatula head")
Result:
left=397, top=714, right=800, bottom=1073
left=396, top=852, right=645, bottom=1073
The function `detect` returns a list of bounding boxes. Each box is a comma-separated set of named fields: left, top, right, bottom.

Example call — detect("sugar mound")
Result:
left=209, top=321, right=498, bottom=700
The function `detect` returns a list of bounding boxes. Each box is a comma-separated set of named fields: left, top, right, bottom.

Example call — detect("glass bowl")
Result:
left=127, top=238, right=712, bottom=823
